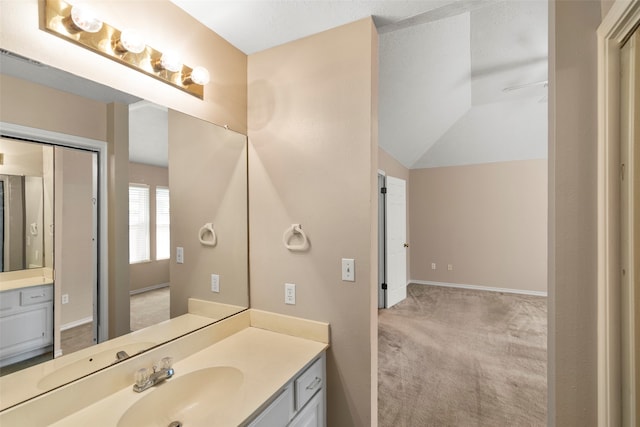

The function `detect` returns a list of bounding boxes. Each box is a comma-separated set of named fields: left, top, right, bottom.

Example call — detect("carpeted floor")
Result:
left=378, top=284, right=547, bottom=427
left=130, top=287, right=170, bottom=331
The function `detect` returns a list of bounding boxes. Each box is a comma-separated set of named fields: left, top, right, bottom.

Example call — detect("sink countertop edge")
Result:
left=0, top=309, right=329, bottom=426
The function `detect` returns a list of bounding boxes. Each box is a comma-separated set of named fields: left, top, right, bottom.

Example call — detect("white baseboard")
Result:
left=61, top=316, right=94, bottom=331
left=410, top=280, right=548, bottom=297
left=130, top=282, right=169, bottom=296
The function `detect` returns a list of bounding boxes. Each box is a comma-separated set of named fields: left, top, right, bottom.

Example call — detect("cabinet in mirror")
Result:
left=0, top=51, right=249, bottom=410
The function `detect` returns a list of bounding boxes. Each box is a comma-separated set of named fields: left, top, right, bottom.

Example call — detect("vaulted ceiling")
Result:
left=171, top=0, right=548, bottom=169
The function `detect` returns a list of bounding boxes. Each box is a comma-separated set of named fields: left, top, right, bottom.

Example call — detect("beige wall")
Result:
left=0, top=0, right=247, bottom=134
left=548, top=0, right=602, bottom=424
left=168, top=110, right=249, bottom=317
left=248, top=18, right=378, bottom=426
left=55, top=148, right=94, bottom=327
left=410, top=159, right=547, bottom=293
left=128, top=162, right=170, bottom=293
left=0, top=74, right=107, bottom=141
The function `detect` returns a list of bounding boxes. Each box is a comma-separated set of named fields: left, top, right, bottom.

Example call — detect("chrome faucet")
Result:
left=116, top=350, right=130, bottom=361
left=133, top=357, right=174, bottom=392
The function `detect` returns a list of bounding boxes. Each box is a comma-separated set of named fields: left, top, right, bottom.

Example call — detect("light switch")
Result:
left=176, top=247, right=184, bottom=264
left=342, top=258, right=355, bottom=282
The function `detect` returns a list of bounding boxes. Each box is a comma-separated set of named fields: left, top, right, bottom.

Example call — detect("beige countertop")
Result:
left=49, top=327, right=327, bottom=426
left=0, top=309, right=329, bottom=426
left=0, top=313, right=214, bottom=410
left=0, top=268, right=53, bottom=292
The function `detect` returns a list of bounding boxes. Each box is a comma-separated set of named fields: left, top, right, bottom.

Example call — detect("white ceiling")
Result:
left=172, top=0, right=548, bottom=169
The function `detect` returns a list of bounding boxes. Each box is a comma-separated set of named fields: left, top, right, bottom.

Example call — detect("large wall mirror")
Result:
left=0, top=50, right=249, bottom=410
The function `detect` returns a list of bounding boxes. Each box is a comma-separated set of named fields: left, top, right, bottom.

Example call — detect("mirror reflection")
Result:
left=0, top=50, right=249, bottom=409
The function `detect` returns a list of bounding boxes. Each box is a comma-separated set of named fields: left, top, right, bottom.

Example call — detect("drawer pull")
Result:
left=306, top=377, right=322, bottom=391
left=30, top=293, right=45, bottom=299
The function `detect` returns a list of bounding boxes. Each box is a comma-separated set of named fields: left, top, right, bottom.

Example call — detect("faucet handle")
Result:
left=134, top=368, right=150, bottom=387
left=160, top=356, right=173, bottom=370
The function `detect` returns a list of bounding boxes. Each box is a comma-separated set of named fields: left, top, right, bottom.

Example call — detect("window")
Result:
left=129, top=184, right=150, bottom=263
left=156, top=187, right=170, bottom=260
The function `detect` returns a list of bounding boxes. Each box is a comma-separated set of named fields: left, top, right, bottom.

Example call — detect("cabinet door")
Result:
left=248, top=385, right=294, bottom=427
left=289, top=391, right=324, bottom=427
left=0, top=303, right=53, bottom=360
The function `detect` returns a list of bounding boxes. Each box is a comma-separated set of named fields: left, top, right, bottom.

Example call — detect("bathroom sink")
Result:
left=117, top=366, right=244, bottom=427
left=37, top=342, right=155, bottom=390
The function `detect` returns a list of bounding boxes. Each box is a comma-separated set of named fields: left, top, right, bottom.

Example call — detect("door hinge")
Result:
left=381, top=187, right=387, bottom=194
left=381, top=283, right=388, bottom=290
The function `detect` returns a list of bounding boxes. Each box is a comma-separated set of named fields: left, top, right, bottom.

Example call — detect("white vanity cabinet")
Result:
left=248, top=353, right=326, bottom=427
left=0, top=284, right=53, bottom=367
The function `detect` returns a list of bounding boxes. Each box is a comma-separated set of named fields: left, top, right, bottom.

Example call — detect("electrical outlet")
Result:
left=431, top=263, right=436, bottom=270
left=285, top=283, right=296, bottom=305
left=176, top=247, right=184, bottom=264
left=342, top=258, right=355, bottom=282
left=211, top=274, right=220, bottom=293
left=61, top=294, right=69, bottom=304
left=448, top=264, right=453, bottom=271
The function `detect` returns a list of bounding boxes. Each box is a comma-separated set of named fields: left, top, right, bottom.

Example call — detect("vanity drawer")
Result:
left=0, top=290, right=20, bottom=311
left=20, top=286, right=53, bottom=306
left=295, top=357, right=323, bottom=411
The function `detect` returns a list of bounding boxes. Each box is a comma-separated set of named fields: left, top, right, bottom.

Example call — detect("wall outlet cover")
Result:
left=211, top=274, right=220, bottom=292
left=285, top=283, right=296, bottom=305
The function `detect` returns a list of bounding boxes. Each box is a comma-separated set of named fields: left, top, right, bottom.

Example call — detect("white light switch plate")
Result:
left=342, top=258, right=355, bottom=282
left=285, top=283, right=296, bottom=305
left=176, top=247, right=184, bottom=264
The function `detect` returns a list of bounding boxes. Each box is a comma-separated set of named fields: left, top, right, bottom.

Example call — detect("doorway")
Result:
left=378, top=171, right=407, bottom=309
left=0, top=123, right=109, bottom=364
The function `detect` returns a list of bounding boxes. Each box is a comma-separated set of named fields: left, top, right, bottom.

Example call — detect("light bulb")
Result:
left=120, top=29, right=145, bottom=54
left=190, top=66, right=210, bottom=85
left=70, top=5, right=103, bottom=33
left=160, top=52, right=182, bottom=72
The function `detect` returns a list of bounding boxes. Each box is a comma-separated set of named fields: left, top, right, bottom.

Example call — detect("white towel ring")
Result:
left=198, top=223, right=217, bottom=247
left=283, top=224, right=309, bottom=251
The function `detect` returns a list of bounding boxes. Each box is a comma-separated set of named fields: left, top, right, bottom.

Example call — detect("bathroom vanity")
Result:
left=0, top=270, right=54, bottom=368
left=0, top=308, right=329, bottom=426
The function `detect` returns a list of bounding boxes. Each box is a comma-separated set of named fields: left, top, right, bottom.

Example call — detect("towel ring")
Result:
left=283, top=224, right=309, bottom=251
left=198, top=223, right=217, bottom=246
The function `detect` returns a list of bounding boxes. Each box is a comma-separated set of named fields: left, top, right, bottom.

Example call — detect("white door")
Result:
left=385, top=176, right=407, bottom=308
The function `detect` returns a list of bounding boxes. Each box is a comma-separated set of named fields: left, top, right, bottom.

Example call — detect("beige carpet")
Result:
left=378, top=284, right=547, bottom=427
left=130, top=287, right=170, bottom=331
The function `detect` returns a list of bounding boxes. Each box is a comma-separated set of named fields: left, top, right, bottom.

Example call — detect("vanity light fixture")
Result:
left=43, top=0, right=209, bottom=99
left=114, top=29, right=146, bottom=54
left=68, top=4, right=102, bottom=33
left=156, top=51, right=183, bottom=73
left=184, top=66, right=210, bottom=86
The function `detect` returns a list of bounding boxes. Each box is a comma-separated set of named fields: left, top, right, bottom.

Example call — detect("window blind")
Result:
left=129, top=184, right=150, bottom=263
left=156, top=186, right=170, bottom=260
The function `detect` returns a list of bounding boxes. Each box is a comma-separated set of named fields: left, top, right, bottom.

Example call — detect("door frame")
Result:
left=378, top=170, right=386, bottom=309
left=0, top=121, right=109, bottom=344
left=597, top=1, right=640, bottom=425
